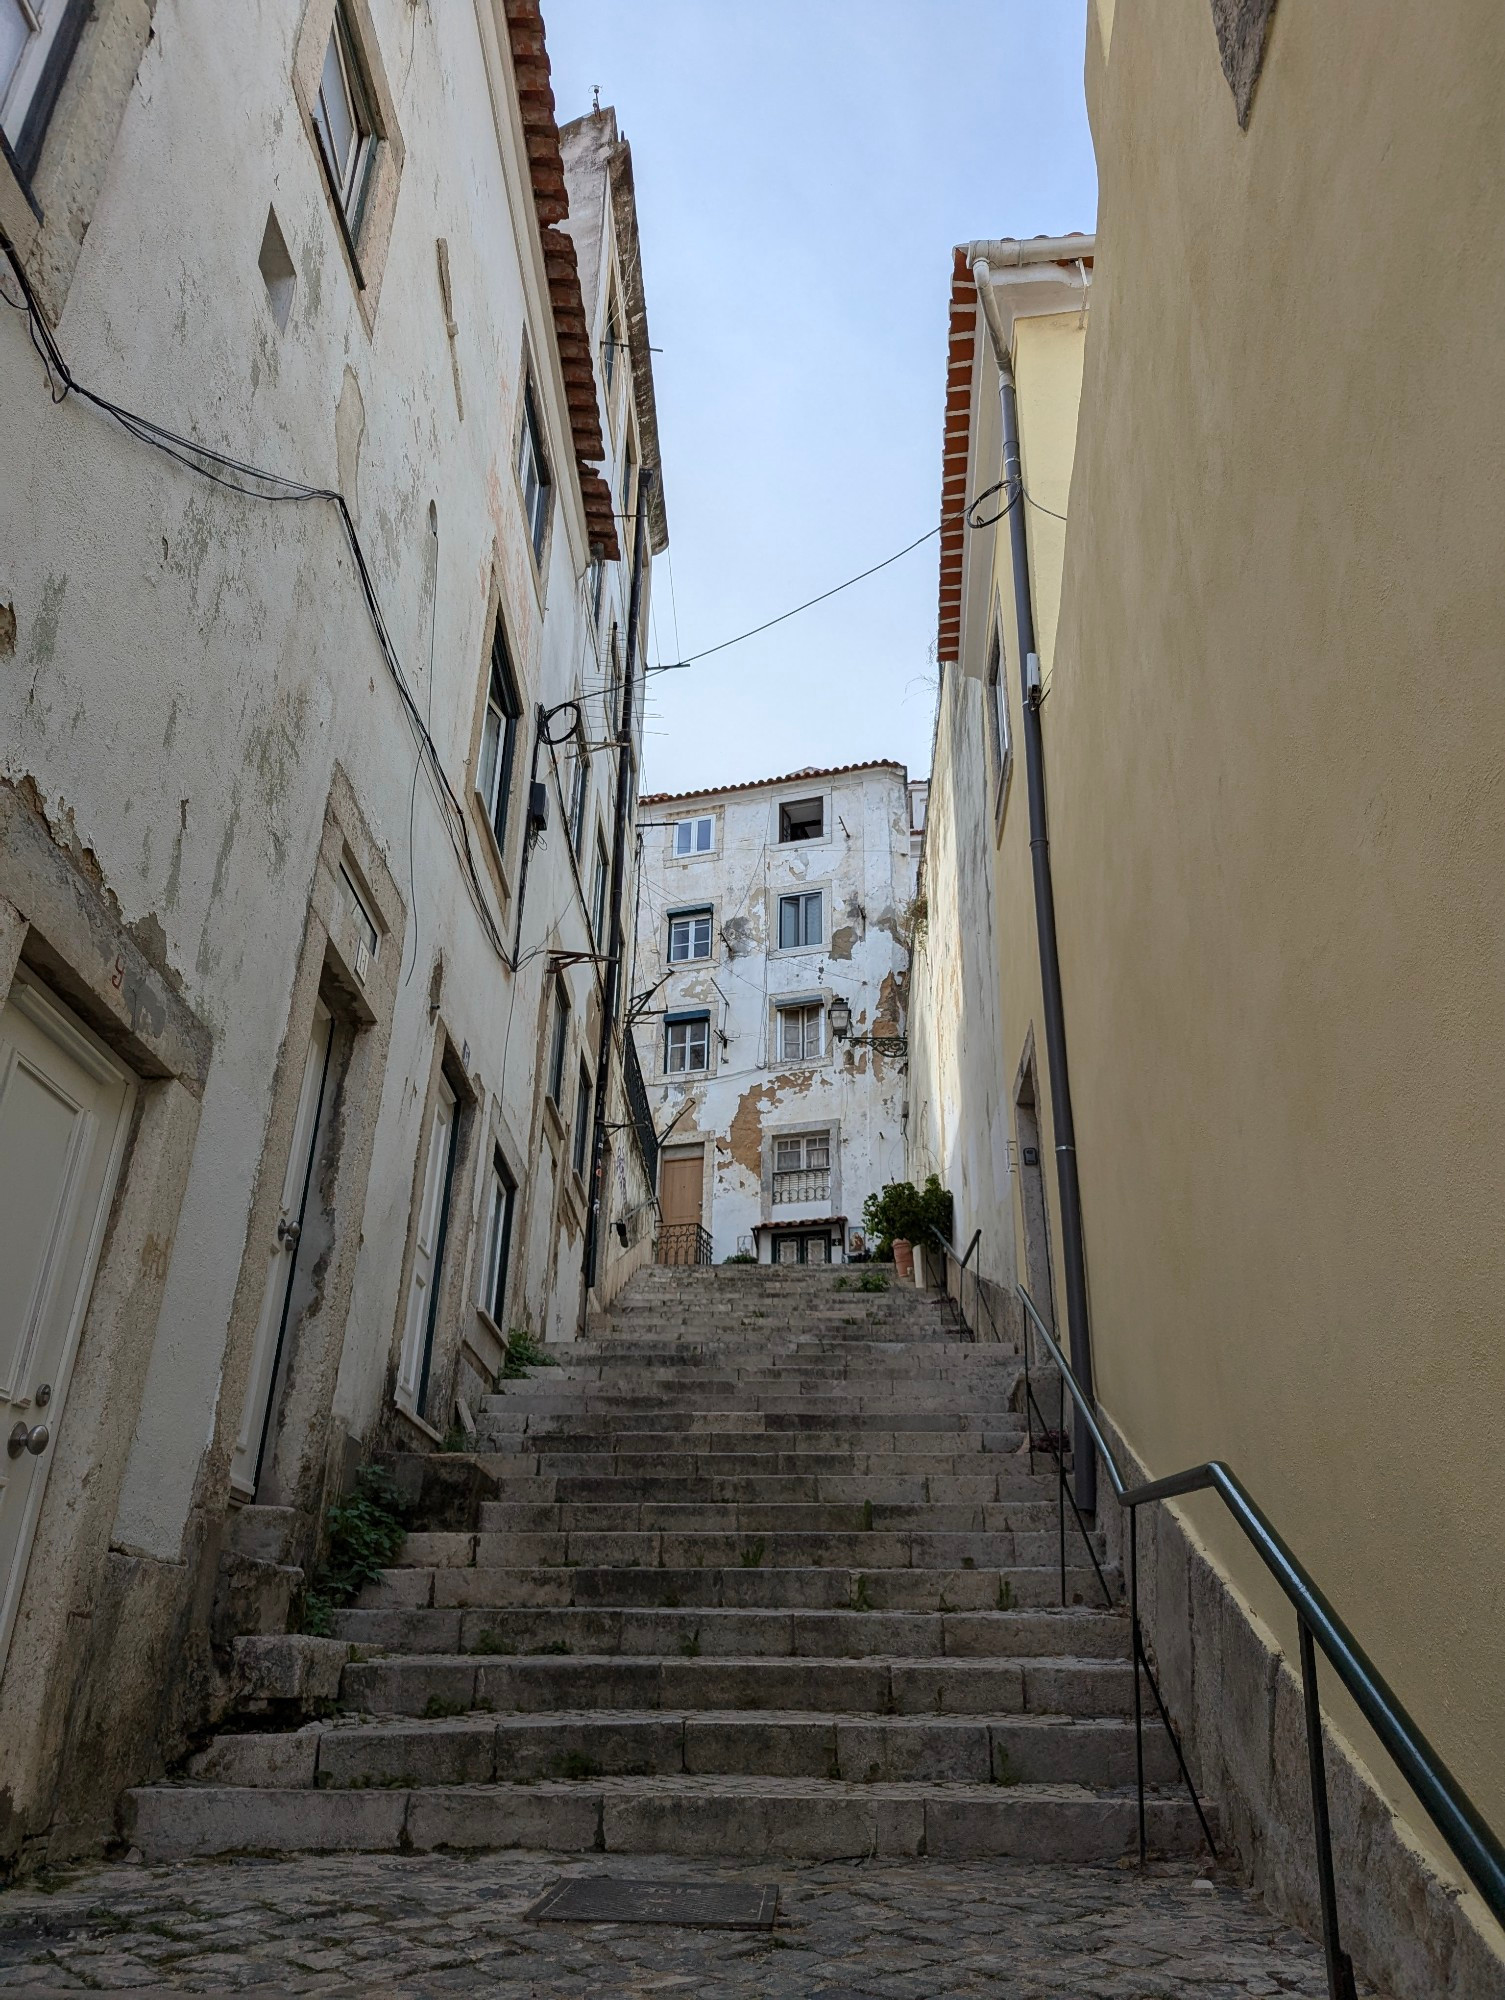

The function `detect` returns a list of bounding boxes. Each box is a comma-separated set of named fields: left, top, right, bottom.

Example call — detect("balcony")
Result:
left=772, top=1168, right=831, bottom=1206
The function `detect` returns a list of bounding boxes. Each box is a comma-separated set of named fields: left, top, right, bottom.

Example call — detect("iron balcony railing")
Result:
left=771, top=1167, right=831, bottom=1206
left=657, top=1221, right=712, bottom=1268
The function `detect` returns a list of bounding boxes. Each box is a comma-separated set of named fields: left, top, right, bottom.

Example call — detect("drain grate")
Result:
left=526, top=1876, right=780, bottom=1929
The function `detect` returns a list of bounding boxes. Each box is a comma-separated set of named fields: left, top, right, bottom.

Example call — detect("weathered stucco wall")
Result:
left=0, top=1, right=660, bottom=1864
left=635, top=765, right=911, bottom=1262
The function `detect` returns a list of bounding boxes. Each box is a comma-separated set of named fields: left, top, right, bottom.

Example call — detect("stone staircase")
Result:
left=125, top=1264, right=1212, bottom=1862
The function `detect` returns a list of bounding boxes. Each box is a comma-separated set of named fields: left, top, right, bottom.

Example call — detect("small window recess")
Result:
left=779, top=796, right=824, bottom=843
left=339, top=859, right=379, bottom=984
left=1, top=0, right=88, bottom=180
left=672, top=815, right=713, bottom=858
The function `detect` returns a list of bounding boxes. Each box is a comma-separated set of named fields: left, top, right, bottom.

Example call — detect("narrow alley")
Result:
left=0, top=1, right=1502, bottom=1997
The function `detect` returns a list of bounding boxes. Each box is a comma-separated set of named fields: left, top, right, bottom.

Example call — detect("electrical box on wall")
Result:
left=528, top=781, right=549, bottom=834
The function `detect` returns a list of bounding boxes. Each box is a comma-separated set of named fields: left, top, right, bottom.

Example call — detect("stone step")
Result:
left=330, top=1604, right=1128, bottom=1660
left=476, top=1410, right=1025, bottom=1434
left=357, top=1563, right=1113, bottom=1614
left=471, top=1500, right=1067, bottom=1535
left=451, top=1528, right=1099, bottom=1570
left=481, top=1431, right=1030, bottom=1458
left=520, top=1452, right=1050, bottom=1484
left=125, top=1777, right=1211, bottom=1863
left=188, top=1709, right=1179, bottom=1790
left=338, top=1652, right=1133, bottom=1718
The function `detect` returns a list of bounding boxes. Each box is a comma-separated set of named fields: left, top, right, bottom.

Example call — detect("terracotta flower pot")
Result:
left=892, top=1238, right=914, bottom=1281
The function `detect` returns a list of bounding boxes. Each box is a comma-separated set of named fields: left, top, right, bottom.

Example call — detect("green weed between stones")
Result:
left=740, top=1539, right=766, bottom=1568
left=301, top=1463, right=411, bottom=1636
left=679, top=1630, right=701, bottom=1658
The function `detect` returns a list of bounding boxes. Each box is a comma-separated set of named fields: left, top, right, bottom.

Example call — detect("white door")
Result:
left=0, top=976, right=135, bottom=1668
left=398, top=1077, right=456, bottom=1413
left=231, top=1001, right=333, bottom=1498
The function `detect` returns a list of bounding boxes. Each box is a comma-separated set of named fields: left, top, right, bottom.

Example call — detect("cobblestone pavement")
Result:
left=0, top=1849, right=1361, bottom=1998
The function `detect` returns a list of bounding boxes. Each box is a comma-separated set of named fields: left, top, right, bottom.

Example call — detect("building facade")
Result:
left=906, top=4, right=1505, bottom=1992
left=633, top=763, right=911, bottom=1266
left=0, top=0, right=662, bottom=1866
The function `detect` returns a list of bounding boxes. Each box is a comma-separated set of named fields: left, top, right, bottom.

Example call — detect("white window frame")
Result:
left=776, top=889, right=823, bottom=953
left=547, top=980, right=570, bottom=1107
left=312, top=4, right=376, bottom=224
left=591, top=832, right=610, bottom=944
left=665, top=1014, right=710, bottom=1076
left=673, top=815, right=714, bottom=858
left=668, top=908, right=713, bottom=964
left=572, top=1060, right=594, bottom=1180
left=476, top=622, right=523, bottom=855
left=0, top=0, right=76, bottom=159
left=566, top=721, right=590, bottom=853
left=773, top=1130, right=831, bottom=1174
left=777, top=1001, right=824, bottom=1064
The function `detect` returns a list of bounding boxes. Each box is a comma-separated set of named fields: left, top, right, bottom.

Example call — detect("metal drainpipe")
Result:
left=972, top=250, right=1098, bottom=1515
left=582, top=470, right=651, bottom=1298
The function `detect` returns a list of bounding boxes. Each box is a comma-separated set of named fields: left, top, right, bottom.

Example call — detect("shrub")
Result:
left=501, top=1327, right=558, bottom=1378
left=861, top=1175, right=954, bottom=1260
left=301, top=1463, right=411, bottom=1636
left=722, top=1252, right=757, bottom=1265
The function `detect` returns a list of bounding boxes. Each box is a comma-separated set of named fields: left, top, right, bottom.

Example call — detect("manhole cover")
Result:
left=527, top=1876, right=779, bottom=1929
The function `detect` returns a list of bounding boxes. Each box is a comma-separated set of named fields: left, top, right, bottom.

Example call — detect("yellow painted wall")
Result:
left=1038, top=0, right=1505, bottom=1897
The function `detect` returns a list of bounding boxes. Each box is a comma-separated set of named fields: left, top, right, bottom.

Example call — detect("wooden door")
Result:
left=658, top=1149, right=704, bottom=1265
left=0, top=976, right=135, bottom=1670
left=232, top=1001, right=333, bottom=1498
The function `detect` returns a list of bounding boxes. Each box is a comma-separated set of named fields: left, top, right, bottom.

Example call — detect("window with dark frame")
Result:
left=477, top=620, right=523, bottom=854
left=547, top=979, right=570, bottom=1106
left=518, top=376, right=552, bottom=563
left=568, top=723, right=589, bottom=853
left=1, top=0, right=88, bottom=174
left=592, top=834, right=610, bottom=944
left=479, top=1147, right=517, bottom=1326
left=603, top=284, right=625, bottom=395
left=777, top=890, right=822, bottom=951
left=665, top=1013, right=710, bottom=1075
left=668, top=908, right=713, bottom=963
left=777, top=1001, right=823, bottom=1063
left=573, top=1060, right=594, bottom=1179
left=986, top=628, right=1010, bottom=783
left=588, top=559, right=605, bottom=625
left=779, top=796, right=824, bottom=843
left=311, top=3, right=376, bottom=229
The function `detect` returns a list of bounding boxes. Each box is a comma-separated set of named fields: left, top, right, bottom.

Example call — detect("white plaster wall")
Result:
left=634, top=766, right=911, bottom=1262
left=906, top=669, right=1016, bottom=1291
left=0, top=0, right=651, bottom=1558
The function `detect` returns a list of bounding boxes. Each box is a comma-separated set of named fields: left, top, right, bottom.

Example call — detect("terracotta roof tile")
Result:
left=640, top=760, right=907, bottom=807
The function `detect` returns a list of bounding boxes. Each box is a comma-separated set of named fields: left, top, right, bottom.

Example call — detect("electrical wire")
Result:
left=648, top=524, right=942, bottom=674
left=0, top=230, right=509, bottom=960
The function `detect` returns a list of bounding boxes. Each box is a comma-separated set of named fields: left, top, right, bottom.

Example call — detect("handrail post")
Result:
left=1057, top=1363, right=1067, bottom=1607
left=1130, top=1504, right=1147, bottom=1864
left=1299, top=1620, right=1359, bottom=2000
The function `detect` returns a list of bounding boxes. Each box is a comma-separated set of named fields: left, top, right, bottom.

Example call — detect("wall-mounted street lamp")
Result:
left=828, top=995, right=907, bottom=1058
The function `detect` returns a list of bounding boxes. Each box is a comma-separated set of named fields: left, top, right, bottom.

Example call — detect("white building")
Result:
left=0, top=0, right=661, bottom=1865
left=633, top=763, right=912, bottom=1265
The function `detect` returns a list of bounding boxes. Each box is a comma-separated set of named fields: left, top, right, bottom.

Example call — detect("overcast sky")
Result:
left=545, top=2, right=1098, bottom=795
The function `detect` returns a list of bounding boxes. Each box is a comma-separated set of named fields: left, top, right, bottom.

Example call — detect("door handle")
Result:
left=277, top=1218, right=301, bottom=1248
left=8, top=1422, right=49, bottom=1459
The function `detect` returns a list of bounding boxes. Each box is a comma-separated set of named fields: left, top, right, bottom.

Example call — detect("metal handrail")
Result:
left=928, top=1226, right=982, bottom=1342
left=1017, top=1281, right=1505, bottom=1998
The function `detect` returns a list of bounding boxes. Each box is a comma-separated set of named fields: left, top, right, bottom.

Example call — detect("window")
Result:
left=619, top=433, right=638, bottom=521
left=777, top=1002, right=823, bottom=1063
left=779, top=796, right=824, bottom=843
left=312, top=5, right=375, bottom=226
left=567, top=723, right=589, bottom=853
left=588, top=558, right=605, bottom=626
left=397, top=1075, right=458, bottom=1415
left=668, top=908, right=713, bottom=964
left=478, top=1148, right=516, bottom=1327
left=339, top=862, right=379, bottom=981
left=518, top=376, right=552, bottom=563
left=665, top=1013, right=709, bottom=1075
left=673, top=815, right=713, bottom=857
left=777, top=890, right=822, bottom=951
left=547, top=979, right=570, bottom=1106
left=573, top=1061, right=594, bottom=1179
left=987, top=630, right=1010, bottom=784
left=603, top=284, right=625, bottom=395
left=774, top=1131, right=830, bottom=1174
left=1, top=0, right=87, bottom=171
left=592, top=834, right=610, bottom=944
left=477, top=621, right=523, bottom=854
left=605, top=626, right=621, bottom=727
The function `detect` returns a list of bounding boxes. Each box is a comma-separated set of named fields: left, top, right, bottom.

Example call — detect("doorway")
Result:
left=658, top=1145, right=706, bottom=1265
left=1014, top=1051, right=1058, bottom=1336
left=398, top=1073, right=459, bottom=1421
left=773, top=1230, right=831, bottom=1265
left=0, top=974, right=136, bottom=1669
left=231, top=999, right=335, bottom=1499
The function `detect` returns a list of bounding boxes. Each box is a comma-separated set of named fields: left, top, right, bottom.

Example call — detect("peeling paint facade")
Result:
left=0, top=3, right=662, bottom=1867
left=633, top=764, right=911, bottom=1264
